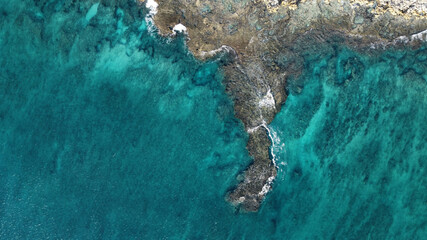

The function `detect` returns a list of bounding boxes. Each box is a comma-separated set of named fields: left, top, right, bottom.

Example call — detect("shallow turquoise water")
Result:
left=0, top=1, right=426, bottom=239
left=268, top=45, right=427, bottom=239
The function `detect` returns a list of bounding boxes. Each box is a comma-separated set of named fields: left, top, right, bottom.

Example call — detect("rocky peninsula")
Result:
left=143, top=0, right=427, bottom=211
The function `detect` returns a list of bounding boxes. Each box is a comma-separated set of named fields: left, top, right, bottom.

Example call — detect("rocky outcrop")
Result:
left=144, top=0, right=427, bottom=211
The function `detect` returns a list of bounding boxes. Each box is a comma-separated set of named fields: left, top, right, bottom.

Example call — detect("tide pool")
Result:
left=0, top=1, right=426, bottom=239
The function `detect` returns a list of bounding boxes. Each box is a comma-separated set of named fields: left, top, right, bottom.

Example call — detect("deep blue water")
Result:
left=0, top=1, right=426, bottom=239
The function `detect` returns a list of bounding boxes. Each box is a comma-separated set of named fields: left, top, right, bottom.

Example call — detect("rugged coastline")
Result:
left=146, top=0, right=427, bottom=211
left=2, top=1, right=427, bottom=238
left=4, top=0, right=425, bottom=213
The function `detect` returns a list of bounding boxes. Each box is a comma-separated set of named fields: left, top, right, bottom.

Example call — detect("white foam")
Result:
left=392, top=35, right=407, bottom=44
left=246, top=120, right=282, bottom=197
left=144, top=0, right=159, bottom=33
left=264, top=123, right=279, bottom=167
left=145, top=0, right=158, bottom=15
left=245, top=87, right=286, bottom=198
left=394, top=29, right=427, bottom=44
left=247, top=124, right=262, bottom=134
left=173, top=23, right=187, bottom=33
left=247, top=120, right=281, bottom=168
left=411, top=29, right=427, bottom=42
left=259, top=89, right=276, bottom=109
left=254, top=122, right=286, bottom=197
left=258, top=176, right=275, bottom=196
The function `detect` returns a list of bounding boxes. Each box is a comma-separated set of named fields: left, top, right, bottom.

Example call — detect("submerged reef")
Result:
left=148, top=0, right=427, bottom=211
left=1, top=0, right=425, bottom=214
left=2, top=0, right=427, bottom=238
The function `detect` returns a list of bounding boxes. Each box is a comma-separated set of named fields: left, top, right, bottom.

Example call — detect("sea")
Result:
left=0, top=1, right=426, bottom=239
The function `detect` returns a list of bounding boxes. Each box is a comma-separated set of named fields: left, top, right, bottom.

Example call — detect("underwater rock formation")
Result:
left=147, top=0, right=427, bottom=211
left=7, top=0, right=425, bottom=212
left=2, top=1, right=427, bottom=238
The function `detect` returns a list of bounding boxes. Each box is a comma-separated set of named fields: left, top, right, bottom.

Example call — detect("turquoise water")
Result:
left=0, top=1, right=426, bottom=239
left=268, top=45, right=427, bottom=239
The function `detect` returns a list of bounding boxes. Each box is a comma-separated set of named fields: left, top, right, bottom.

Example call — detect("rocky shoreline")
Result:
left=145, top=0, right=427, bottom=211
left=5, top=0, right=426, bottom=213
